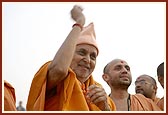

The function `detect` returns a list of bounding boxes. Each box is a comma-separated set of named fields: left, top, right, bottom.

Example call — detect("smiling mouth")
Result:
left=79, top=64, right=90, bottom=70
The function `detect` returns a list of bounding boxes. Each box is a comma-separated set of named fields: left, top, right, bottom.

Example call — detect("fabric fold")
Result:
left=26, top=61, right=115, bottom=111
left=130, top=94, right=161, bottom=111
left=4, top=80, right=17, bottom=111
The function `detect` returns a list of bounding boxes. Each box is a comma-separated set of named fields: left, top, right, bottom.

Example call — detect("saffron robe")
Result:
left=153, top=97, right=160, bottom=104
left=26, top=61, right=116, bottom=111
left=157, top=97, right=164, bottom=110
left=4, top=81, right=17, bottom=111
left=130, top=94, right=161, bottom=111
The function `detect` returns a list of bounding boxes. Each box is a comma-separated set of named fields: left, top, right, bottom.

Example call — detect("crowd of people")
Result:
left=4, top=5, right=165, bottom=111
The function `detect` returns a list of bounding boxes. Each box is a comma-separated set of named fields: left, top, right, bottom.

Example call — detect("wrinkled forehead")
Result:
left=76, top=44, right=98, bottom=54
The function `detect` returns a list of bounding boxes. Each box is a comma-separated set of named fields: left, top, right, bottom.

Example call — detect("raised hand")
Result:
left=71, top=5, right=85, bottom=26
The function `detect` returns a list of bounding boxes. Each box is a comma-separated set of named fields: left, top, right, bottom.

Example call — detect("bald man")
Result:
left=135, top=74, right=160, bottom=104
left=102, top=59, right=161, bottom=111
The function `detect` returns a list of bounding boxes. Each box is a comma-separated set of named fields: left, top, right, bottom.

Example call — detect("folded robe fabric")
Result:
left=27, top=61, right=116, bottom=111
left=4, top=81, right=17, bottom=111
left=153, top=97, right=161, bottom=105
left=157, top=97, right=164, bottom=110
left=130, top=94, right=161, bottom=111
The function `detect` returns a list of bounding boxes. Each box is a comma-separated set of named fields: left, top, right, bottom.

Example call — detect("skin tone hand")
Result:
left=86, top=85, right=111, bottom=111
left=71, top=5, right=85, bottom=26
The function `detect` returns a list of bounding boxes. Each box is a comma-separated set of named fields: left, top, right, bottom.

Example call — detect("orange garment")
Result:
left=130, top=94, right=161, bottom=111
left=153, top=97, right=160, bottom=104
left=157, top=97, right=164, bottom=110
left=27, top=61, right=116, bottom=111
left=4, top=81, right=17, bottom=111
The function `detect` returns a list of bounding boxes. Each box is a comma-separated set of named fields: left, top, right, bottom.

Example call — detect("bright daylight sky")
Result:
left=2, top=2, right=166, bottom=109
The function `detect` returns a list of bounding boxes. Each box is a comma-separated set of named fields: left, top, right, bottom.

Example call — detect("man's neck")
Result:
left=110, top=89, right=131, bottom=111
left=152, top=95, right=159, bottom=102
left=110, top=89, right=129, bottom=99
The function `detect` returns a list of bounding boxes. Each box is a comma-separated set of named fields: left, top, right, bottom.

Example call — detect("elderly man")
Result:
left=26, top=5, right=115, bottom=111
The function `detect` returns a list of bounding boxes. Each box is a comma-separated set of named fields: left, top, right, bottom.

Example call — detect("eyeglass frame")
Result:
left=135, top=80, right=152, bottom=86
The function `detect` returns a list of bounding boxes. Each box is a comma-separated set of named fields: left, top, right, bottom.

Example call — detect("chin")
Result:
left=122, top=81, right=131, bottom=85
left=76, top=73, right=88, bottom=79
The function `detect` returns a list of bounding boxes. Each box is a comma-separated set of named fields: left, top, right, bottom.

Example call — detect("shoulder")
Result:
left=157, top=97, right=164, bottom=108
left=131, top=94, right=154, bottom=106
left=157, top=97, right=164, bottom=104
left=131, top=93, right=147, bottom=99
left=4, top=81, right=15, bottom=95
left=4, top=81, right=14, bottom=89
left=132, top=94, right=154, bottom=102
left=131, top=94, right=161, bottom=111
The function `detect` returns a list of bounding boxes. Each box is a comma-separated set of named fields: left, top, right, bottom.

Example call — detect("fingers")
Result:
left=70, top=5, right=82, bottom=20
left=86, top=85, right=107, bottom=104
left=73, top=5, right=83, bottom=12
left=71, top=5, right=82, bottom=15
left=85, top=85, right=110, bottom=110
left=70, top=5, right=85, bottom=26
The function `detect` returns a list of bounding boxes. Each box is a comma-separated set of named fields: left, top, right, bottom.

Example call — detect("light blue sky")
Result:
left=2, top=2, right=166, bottom=109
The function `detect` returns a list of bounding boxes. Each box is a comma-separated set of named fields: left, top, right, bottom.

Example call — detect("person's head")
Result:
left=19, top=101, right=23, bottom=106
left=135, top=74, right=157, bottom=99
left=157, top=62, right=164, bottom=88
left=102, top=59, right=132, bottom=90
left=70, top=23, right=98, bottom=83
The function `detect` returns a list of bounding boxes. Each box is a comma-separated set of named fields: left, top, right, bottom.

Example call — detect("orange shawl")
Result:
left=130, top=94, right=161, bottom=111
left=157, top=97, right=164, bottom=110
left=153, top=97, right=160, bottom=104
left=4, top=81, right=17, bottom=111
left=27, top=61, right=116, bottom=111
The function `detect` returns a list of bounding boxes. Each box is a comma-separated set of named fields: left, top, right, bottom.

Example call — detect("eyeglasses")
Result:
left=135, top=80, right=151, bottom=86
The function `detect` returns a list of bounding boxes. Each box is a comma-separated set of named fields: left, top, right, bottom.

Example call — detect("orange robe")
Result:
left=130, top=94, right=161, bottom=111
left=26, top=61, right=116, bottom=111
left=4, top=81, right=17, bottom=111
left=157, top=97, right=164, bottom=110
left=153, top=97, right=160, bottom=104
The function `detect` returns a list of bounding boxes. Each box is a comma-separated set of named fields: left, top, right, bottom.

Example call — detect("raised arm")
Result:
left=47, top=5, right=85, bottom=91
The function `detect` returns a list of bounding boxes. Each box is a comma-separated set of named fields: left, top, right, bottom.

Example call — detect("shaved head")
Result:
left=136, top=74, right=156, bottom=86
left=103, top=59, right=128, bottom=74
left=103, top=58, right=132, bottom=90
